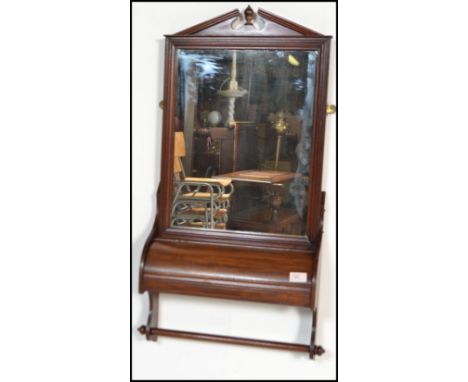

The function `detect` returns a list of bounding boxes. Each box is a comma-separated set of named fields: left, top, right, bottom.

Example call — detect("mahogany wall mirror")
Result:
left=138, top=6, right=333, bottom=359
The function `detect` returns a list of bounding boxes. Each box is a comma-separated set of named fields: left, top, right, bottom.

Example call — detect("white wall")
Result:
left=132, top=2, right=336, bottom=379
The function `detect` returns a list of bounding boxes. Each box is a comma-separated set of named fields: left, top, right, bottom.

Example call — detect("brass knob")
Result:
left=326, top=104, right=336, bottom=114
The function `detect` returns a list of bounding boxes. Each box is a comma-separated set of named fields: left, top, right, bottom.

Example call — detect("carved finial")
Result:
left=311, top=345, right=325, bottom=356
left=244, top=5, right=255, bottom=25
left=137, top=325, right=147, bottom=335
left=231, top=6, right=264, bottom=31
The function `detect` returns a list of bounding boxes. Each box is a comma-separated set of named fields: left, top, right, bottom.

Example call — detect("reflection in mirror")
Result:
left=172, top=49, right=317, bottom=236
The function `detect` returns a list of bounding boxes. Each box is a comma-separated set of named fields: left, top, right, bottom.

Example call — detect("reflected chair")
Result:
left=171, top=132, right=234, bottom=229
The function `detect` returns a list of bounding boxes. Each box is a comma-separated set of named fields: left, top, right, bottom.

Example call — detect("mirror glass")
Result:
left=172, top=49, right=317, bottom=236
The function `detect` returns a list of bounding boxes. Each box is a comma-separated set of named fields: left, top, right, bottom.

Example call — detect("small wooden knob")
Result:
left=311, top=345, right=325, bottom=356
left=244, top=5, right=255, bottom=24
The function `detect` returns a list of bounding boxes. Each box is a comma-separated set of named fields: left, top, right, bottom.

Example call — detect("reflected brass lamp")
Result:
left=218, top=51, right=248, bottom=128
left=273, top=112, right=288, bottom=170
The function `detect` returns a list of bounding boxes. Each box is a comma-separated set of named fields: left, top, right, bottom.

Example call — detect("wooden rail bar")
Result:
left=148, top=327, right=309, bottom=352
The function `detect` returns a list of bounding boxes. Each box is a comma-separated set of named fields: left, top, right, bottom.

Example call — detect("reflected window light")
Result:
left=288, top=54, right=300, bottom=67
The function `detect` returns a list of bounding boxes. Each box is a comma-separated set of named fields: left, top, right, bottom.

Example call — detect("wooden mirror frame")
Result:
left=138, top=8, right=333, bottom=359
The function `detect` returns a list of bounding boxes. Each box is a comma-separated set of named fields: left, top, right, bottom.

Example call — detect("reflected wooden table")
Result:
left=215, top=170, right=305, bottom=235
left=219, top=170, right=297, bottom=184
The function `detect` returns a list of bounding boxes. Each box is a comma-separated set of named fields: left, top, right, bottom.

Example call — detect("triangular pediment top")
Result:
left=171, top=7, right=326, bottom=37
left=173, top=9, right=240, bottom=36
left=257, top=8, right=324, bottom=37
